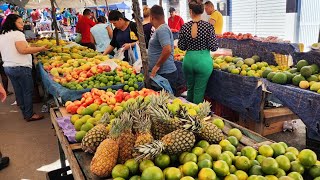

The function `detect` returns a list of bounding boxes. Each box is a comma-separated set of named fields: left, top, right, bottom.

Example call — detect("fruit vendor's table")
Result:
left=37, top=63, right=143, bottom=104
left=49, top=107, right=274, bottom=180
left=217, top=38, right=300, bottom=65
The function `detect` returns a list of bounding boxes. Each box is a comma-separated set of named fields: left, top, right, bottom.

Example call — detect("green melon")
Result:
left=296, top=60, right=309, bottom=71
left=284, top=71, right=295, bottom=83
left=244, top=58, right=255, bottom=66
left=272, top=72, right=288, bottom=84
left=252, top=55, right=260, bottom=62
left=228, top=65, right=236, bottom=73
left=262, top=68, right=272, bottom=78
left=310, top=82, right=320, bottom=92
left=310, top=64, right=319, bottom=74
left=233, top=57, right=243, bottom=64
left=307, top=75, right=319, bottom=82
left=292, top=74, right=306, bottom=86
left=289, top=68, right=298, bottom=74
left=267, top=72, right=276, bottom=81
left=300, top=66, right=313, bottom=78
left=236, top=60, right=244, bottom=67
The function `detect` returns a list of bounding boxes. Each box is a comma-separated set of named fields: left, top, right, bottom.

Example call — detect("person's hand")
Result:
left=171, top=29, right=178, bottom=33
left=40, top=45, right=50, bottom=52
left=0, top=84, right=7, bottom=102
left=150, top=65, right=160, bottom=78
left=122, top=43, right=131, bottom=51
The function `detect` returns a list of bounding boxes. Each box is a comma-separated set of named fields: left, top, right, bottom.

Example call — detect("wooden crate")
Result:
left=238, top=107, right=299, bottom=136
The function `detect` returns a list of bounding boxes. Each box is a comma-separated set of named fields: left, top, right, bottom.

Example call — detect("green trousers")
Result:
left=183, top=50, right=213, bottom=104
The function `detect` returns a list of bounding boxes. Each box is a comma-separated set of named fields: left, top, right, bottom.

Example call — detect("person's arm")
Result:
left=207, top=24, right=218, bottom=52
left=15, top=41, right=48, bottom=54
left=106, top=25, right=113, bottom=39
left=0, top=83, right=6, bottom=102
left=178, top=25, right=187, bottom=51
left=102, top=45, right=115, bottom=55
left=209, top=13, right=216, bottom=26
left=150, top=28, right=173, bottom=77
left=90, top=32, right=95, bottom=44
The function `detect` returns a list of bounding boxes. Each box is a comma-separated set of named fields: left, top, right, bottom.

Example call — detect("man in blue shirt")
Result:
left=149, top=5, right=178, bottom=94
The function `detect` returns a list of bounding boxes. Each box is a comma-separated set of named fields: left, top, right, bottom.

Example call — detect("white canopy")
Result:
left=6, top=0, right=124, bottom=9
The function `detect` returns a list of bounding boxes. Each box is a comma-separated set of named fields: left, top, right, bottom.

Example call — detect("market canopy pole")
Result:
left=159, top=0, right=162, bottom=6
left=50, top=0, right=59, bottom=45
left=132, top=0, right=150, bottom=88
left=105, top=0, right=110, bottom=16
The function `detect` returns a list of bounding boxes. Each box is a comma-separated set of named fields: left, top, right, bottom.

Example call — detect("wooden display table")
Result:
left=50, top=107, right=273, bottom=180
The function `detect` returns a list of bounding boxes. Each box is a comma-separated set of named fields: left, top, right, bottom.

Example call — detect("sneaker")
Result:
left=11, top=101, right=17, bottom=106
left=0, top=157, right=9, bottom=171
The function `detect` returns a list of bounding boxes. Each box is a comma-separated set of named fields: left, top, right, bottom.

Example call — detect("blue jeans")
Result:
left=4, top=66, right=34, bottom=119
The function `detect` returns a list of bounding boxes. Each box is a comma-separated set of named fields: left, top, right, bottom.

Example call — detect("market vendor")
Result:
left=148, top=5, right=178, bottom=94
left=0, top=14, right=48, bottom=121
left=178, top=0, right=218, bottom=104
left=102, top=10, right=138, bottom=62
left=76, top=9, right=96, bottom=50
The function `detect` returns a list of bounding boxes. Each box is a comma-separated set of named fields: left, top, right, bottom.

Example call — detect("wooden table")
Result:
left=50, top=108, right=273, bottom=180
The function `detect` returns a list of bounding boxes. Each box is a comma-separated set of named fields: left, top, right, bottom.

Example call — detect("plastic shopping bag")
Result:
left=114, top=48, right=125, bottom=60
left=132, top=44, right=143, bottom=73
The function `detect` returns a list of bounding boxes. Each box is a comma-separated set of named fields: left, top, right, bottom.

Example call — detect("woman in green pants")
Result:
left=178, top=0, right=218, bottom=104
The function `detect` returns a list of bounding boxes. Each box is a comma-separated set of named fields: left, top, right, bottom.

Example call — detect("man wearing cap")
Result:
left=168, top=7, right=184, bottom=40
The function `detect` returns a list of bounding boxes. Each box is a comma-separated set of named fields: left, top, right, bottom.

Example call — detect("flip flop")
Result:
left=0, top=157, right=9, bottom=170
left=25, top=114, right=44, bottom=122
left=6, top=91, right=13, bottom=96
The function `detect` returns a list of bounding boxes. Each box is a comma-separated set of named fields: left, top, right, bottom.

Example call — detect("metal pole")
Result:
left=50, top=0, right=59, bottom=45
left=105, top=0, right=110, bottom=16
left=159, top=0, right=162, bottom=6
left=132, top=0, right=150, bottom=88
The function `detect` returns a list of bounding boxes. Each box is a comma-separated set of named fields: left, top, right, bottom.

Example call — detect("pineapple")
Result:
left=182, top=114, right=224, bottom=144
left=81, top=124, right=108, bottom=153
left=136, top=129, right=196, bottom=161
left=117, top=110, right=136, bottom=164
left=131, top=106, right=154, bottom=159
left=90, top=119, right=121, bottom=177
left=197, top=101, right=212, bottom=119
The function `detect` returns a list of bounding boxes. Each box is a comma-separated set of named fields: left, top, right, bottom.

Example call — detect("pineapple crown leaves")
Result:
left=132, top=111, right=152, bottom=133
left=149, top=90, right=171, bottom=107
left=180, top=115, right=203, bottom=133
left=147, top=104, right=174, bottom=123
left=119, top=110, right=134, bottom=131
left=134, top=140, right=164, bottom=161
left=109, top=118, right=122, bottom=139
left=197, top=101, right=212, bottom=120
left=99, top=112, right=111, bottom=126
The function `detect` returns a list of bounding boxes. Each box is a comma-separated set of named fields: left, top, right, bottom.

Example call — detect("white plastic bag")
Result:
left=113, top=48, right=125, bottom=60
left=132, top=44, right=142, bottom=73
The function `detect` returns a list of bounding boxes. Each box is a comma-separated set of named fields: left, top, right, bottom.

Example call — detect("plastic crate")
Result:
left=46, top=166, right=73, bottom=180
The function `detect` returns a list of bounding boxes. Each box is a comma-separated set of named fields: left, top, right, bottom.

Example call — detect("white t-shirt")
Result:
left=0, top=31, right=32, bottom=68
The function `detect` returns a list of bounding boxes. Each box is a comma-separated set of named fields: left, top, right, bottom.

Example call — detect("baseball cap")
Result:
left=169, top=7, right=175, bottom=13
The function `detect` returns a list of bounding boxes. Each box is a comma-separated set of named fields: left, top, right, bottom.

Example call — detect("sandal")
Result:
left=25, top=114, right=44, bottom=122
left=0, top=157, right=10, bottom=170
left=6, top=91, right=13, bottom=96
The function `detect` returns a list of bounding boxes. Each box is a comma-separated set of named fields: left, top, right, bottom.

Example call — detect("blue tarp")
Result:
left=205, top=70, right=263, bottom=122
left=293, top=51, right=320, bottom=67
left=217, top=39, right=300, bottom=65
left=38, top=63, right=143, bottom=102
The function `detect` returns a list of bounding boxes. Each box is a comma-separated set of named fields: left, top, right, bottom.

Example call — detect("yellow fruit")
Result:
left=182, top=153, right=198, bottom=164
left=213, top=160, right=230, bottom=176
left=124, top=159, right=139, bottom=175
left=139, top=160, right=154, bottom=172
left=290, top=161, right=304, bottom=174
left=298, top=149, right=317, bottom=168
left=261, top=157, right=279, bottom=175
left=197, top=159, right=212, bottom=169
left=225, top=174, right=238, bottom=180
left=164, top=167, right=182, bottom=180
left=219, top=139, right=232, bottom=149
left=241, top=146, right=258, bottom=160
left=154, top=154, right=170, bottom=169
left=206, top=144, right=221, bottom=160
left=309, top=165, right=320, bottom=178
left=288, top=172, right=303, bottom=180
left=286, top=147, right=299, bottom=156
left=112, top=164, right=129, bottom=179
left=227, top=136, right=239, bottom=147
left=196, top=140, right=210, bottom=150
left=271, top=143, right=286, bottom=157
left=70, top=114, right=81, bottom=124
left=192, top=147, right=204, bottom=156
left=212, top=118, right=224, bottom=129
left=276, top=155, right=291, bottom=172
left=235, top=170, right=248, bottom=180
left=265, top=175, right=278, bottom=180
left=179, top=152, right=189, bottom=164
left=299, top=80, right=309, bottom=89
left=259, top=145, right=274, bottom=157
left=141, top=166, right=164, bottom=180
left=198, top=153, right=213, bottom=162
left=235, top=156, right=252, bottom=171
left=218, top=153, right=232, bottom=166
left=284, top=152, right=297, bottom=162
left=75, top=131, right=86, bottom=142
left=228, top=128, right=243, bottom=140
left=182, top=162, right=199, bottom=177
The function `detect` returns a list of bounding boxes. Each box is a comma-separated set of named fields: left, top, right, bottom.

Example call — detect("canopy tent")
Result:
left=5, top=0, right=124, bottom=9
left=88, top=2, right=130, bottom=10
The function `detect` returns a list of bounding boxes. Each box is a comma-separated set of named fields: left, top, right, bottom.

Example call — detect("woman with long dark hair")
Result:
left=0, top=14, right=47, bottom=121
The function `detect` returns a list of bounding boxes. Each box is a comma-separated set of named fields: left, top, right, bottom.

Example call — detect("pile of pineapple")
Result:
left=80, top=91, right=224, bottom=177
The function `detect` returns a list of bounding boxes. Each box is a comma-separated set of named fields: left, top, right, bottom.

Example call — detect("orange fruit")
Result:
left=224, top=174, right=238, bottom=180
left=124, top=159, right=139, bottom=175
left=227, top=136, right=239, bottom=147
left=141, top=166, right=164, bottom=180
left=139, top=159, right=155, bottom=172
left=197, top=159, right=212, bottom=169
left=112, top=164, right=130, bottom=179
left=241, top=146, right=258, bottom=160
left=270, top=143, right=286, bottom=157
left=249, top=165, right=263, bottom=176
left=228, top=128, right=243, bottom=140
left=290, top=161, right=304, bottom=174
left=219, top=139, right=232, bottom=149
left=198, top=168, right=216, bottom=180
left=286, top=147, right=299, bottom=156
left=182, top=162, right=198, bottom=177
left=298, top=149, right=317, bottom=168
left=182, top=153, right=198, bottom=164
left=235, top=156, right=252, bottom=171
left=288, top=172, right=303, bottom=180
left=213, top=160, right=230, bottom=177
left=275, top=168, right=286, bottom=178
left=218, top=153, right=232, bottom=166
left=276, top=155, right=291, bottom=172
left=196, top=140, right=210, bottom=150
left=258, top=145, right=274, bottom=157
left=155, top=154, right=170, bottom=169
left=206, top=144, right=222, bottom=160
left=309, top=165, right=320, bottom=178
left=164, top=167, right=182, bottom=180
left=235, top=170, right=248, bottom=180
left=198, top=153, right=213, bottom=162
left=284, top=152, right=297, bottom=162
left=261, top=157, right=279, bottom=175
left=192, top=147, right=204, bottom=156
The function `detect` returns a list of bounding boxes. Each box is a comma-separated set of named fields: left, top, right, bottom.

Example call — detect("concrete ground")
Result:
left=0, top=85, right=59, bottom=179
